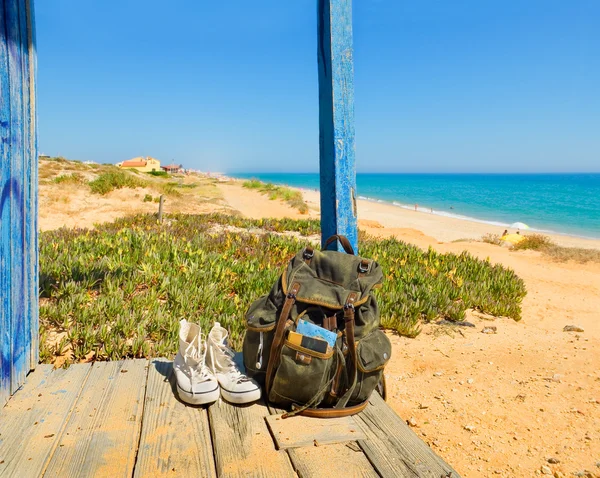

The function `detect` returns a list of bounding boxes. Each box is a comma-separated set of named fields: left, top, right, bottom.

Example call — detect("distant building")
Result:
left=162, top=163, right=183, bottom=174
left=117, top=156, right=161, bottom=172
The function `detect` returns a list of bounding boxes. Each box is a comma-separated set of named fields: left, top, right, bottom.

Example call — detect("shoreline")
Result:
left=357, top=194, right=600, bottom=242
left=223, top=176, right=600, bottom=250
left=226, top=173, right=600, bottom=243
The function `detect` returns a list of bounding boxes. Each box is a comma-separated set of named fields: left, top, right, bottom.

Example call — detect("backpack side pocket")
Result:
left=350, top=329, right=391, bottom=404
left=243, top=295, right=278, bottom=385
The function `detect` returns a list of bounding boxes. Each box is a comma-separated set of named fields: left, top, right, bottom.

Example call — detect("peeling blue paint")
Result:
left=1, top=0, right=38, bottom=405
left=317, top=0, right=358, bottom=253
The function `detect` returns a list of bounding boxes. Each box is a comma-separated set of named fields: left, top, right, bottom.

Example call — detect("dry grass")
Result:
left=510, top=234, right=600, bottom=263
left=481, top=233, right=502, bottom=245
left=543, top=245, right=600, bottom=263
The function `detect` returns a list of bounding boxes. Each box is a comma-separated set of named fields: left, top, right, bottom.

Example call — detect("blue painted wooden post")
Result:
left=0, top=0, right=38, bottom=405
left=317, top=0, right=358, bottom=253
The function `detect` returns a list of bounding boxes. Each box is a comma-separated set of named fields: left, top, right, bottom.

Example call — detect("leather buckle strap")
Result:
left=357, top=259, right=370, bottom=277
left=322, top=315, right=337, bottom=331
left=295, top=399, right=369, bottom=418
left=302, top=246, right=314, bottom=265
left=265, top=282, right=301, bottom=394
left=335, top=292, right=359, bottom=409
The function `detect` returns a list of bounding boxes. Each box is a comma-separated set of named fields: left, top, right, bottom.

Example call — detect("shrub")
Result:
left=511, top=234, right=554, bottom=251
left=53, top=173, right=85, bottom=185
left=39, top=214, right=526, bottom=365
left=143, top=194, right=153, bottom=202
left=243, top=179, right=263, bottom=189
left=88, top=171, right=147, bottom=195
left=481, top=233, right=501, bottom=246
left=147, top=170, right=169, bottom=177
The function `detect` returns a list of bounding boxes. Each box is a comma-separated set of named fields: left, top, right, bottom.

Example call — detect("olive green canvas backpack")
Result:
left=242, top=235, right=391, bottom=418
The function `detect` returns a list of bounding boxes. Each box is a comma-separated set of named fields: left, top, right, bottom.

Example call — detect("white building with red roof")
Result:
left=117, top=156, right=161, bottom=172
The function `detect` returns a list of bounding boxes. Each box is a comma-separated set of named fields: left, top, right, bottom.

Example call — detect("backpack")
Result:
left=242, top=235, right=391, bottom=418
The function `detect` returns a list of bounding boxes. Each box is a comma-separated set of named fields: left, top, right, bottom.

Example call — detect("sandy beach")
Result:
left=38, top=171, right=600, bottom=477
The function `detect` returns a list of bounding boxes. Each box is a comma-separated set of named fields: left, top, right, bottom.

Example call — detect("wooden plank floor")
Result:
left=0, top=360, right=460, bottom=478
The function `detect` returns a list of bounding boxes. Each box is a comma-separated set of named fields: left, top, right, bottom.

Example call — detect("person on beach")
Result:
left=502, top=229, right=508, bottom=237
left=415, top=204, right=418, bottom=211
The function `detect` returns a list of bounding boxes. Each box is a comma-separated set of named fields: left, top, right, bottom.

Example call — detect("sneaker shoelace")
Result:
left=183, top=334, right=213, bottom=383
left=211, top=340, right=251, bottom=384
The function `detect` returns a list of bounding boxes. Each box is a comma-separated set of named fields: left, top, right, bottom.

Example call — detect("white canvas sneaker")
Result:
left=206, top=322, right=261, bottom=404
left=173, top=319, right=220, bottom=405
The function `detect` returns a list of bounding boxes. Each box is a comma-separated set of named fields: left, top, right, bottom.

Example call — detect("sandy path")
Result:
left=217, top=181, right=319, bottom=220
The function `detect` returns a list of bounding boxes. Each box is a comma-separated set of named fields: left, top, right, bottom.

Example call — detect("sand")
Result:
left=38, top=173, right=600, bottom=477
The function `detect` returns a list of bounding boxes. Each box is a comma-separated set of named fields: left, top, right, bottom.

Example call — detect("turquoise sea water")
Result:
left=232, top=173, right=600, bottom=240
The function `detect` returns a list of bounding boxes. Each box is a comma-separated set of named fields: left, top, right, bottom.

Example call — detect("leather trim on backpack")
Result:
left=265, top=282, right=301, bottom=394
left=291, top=399, right=369, bottom=419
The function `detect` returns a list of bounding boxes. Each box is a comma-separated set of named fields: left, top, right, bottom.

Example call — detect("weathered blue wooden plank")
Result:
left=0, top=0, right=14, bottom=405
left=6, top=0, right=27, bottom=395
left=0, top=0, right=37, bottom=403
left=18, top=0, right=32, bottom=376
left=26, top=0, right=38, bottom=368
left=317, top=0, right=358, bottom=253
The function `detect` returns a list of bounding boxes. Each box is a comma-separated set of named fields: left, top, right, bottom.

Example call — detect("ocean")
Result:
left=231, top=173, right=600, bottom=240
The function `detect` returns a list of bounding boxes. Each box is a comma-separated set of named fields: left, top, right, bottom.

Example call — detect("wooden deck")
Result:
left=0, top=359, right=460, bottom=477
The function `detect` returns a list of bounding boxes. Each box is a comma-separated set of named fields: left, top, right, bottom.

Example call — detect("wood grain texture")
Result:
left=43, top=360, right=148, bottom=478
left=133, top=359, right=217, bottom=478
left=6, top=0, right=27, bottom=395
left=265, top=413, right=366, bottom=449
left=317, top=0, right=358, bottom=253
left=0, top=0, right=14, bottom=406
left=287, top=443, right=379, bottom=478
left=24, top=0, right=38, bottom=370
left=356, top=392, right=461, bottom=477
left=0, top=0, right=38, bottom=402
left=0, top=364, right=90, bottom=478
left=209, top=398, right=297, bottom=478
left=18, top=0, right=32, bottom=377
left=267, top=405, right=377, bottom=478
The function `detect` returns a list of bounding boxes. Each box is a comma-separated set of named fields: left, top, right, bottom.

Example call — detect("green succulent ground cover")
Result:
left=39, top=214, right=526, bottom=365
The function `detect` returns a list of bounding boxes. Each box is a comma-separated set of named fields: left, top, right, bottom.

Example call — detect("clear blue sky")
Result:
left=36, top=0, right=599, bottom=173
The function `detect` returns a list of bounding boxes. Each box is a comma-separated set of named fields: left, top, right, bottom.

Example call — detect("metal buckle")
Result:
left=303, top=248, right=314, bottom=260
left=343, top=302, right=355, bottom=311
left=358, top=261, right=369, bottom=273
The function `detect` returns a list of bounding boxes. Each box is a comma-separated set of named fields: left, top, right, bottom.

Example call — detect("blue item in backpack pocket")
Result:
left=296, top=319, right=337, bottom=348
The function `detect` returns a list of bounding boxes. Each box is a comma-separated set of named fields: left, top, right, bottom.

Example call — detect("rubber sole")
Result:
left=220, top=386, right=262, bottom=404
left=177, top=383, right=220, bottom=405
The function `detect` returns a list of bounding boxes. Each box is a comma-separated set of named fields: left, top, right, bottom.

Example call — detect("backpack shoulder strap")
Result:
left=324, top=235, right=355, bottom=255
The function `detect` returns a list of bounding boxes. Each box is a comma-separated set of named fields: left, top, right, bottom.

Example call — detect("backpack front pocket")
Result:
left=268, top=340, right=336, bottom=408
